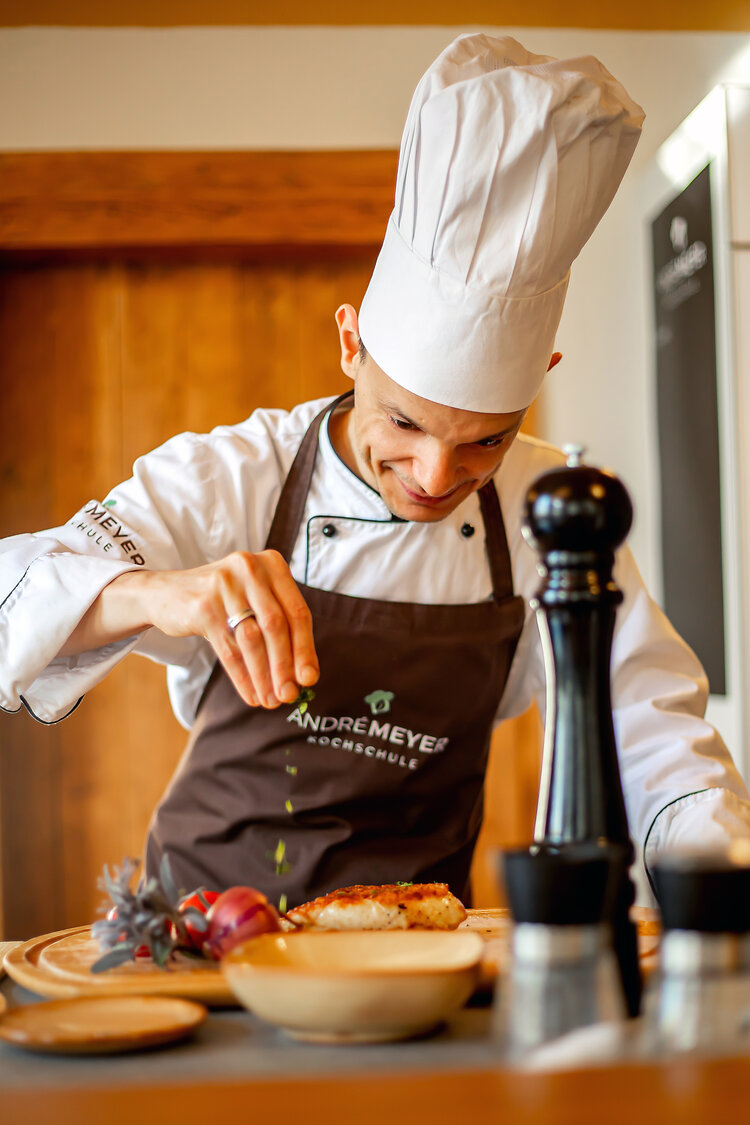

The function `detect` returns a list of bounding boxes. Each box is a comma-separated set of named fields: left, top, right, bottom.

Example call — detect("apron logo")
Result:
left=364, top=690, right=394, bottom=715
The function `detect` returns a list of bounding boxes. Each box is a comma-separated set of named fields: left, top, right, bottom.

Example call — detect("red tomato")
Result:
left=178, top=889, right=220, bottom=950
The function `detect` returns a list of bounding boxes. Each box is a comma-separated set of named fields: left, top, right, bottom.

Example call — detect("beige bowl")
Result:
left=221, top=929, right=484, bottom=1043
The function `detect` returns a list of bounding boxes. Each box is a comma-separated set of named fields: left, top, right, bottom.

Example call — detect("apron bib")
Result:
left=146, top=394, right=525, bottom=906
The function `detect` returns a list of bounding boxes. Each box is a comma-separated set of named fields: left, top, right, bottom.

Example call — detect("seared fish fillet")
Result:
left=286, top=882, right=467, bottom=931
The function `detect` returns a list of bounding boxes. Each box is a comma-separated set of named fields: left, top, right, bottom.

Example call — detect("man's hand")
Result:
left=60, top=551, right=319, bottom=709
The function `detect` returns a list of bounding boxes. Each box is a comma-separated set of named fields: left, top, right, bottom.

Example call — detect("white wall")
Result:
left=2, top=25, right=750, bottom=590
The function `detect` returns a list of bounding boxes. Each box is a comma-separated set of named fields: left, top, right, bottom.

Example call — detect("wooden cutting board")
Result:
left=3, top=926, right=235, bottom=1006
left=3, top=909, right=659, bottom=1004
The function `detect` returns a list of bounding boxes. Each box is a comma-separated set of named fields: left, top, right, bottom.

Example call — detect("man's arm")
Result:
left=0, top=402, right=327, bottom=722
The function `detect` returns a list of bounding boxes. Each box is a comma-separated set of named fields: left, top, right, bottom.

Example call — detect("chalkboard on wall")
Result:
left=651, top=163, right=726, bottom=694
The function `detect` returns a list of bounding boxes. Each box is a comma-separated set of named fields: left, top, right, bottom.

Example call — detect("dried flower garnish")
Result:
left=90, top=855, right=209, bottom=972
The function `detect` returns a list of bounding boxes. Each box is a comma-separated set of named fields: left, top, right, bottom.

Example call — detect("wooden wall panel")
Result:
left=0, top=265, right=123, bottom=937
left=470, top=708, right=543, bottom=906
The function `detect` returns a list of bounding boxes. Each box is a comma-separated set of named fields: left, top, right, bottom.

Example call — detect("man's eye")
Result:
left=476, top=435, right=504, bottom=449
left=389, top=415, right=416, bottom=431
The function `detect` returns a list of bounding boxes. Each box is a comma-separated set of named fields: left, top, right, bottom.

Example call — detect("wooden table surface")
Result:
left=5, top=1049, right=750, bottom=1125
left=4, top=969, right=750, bottom=1125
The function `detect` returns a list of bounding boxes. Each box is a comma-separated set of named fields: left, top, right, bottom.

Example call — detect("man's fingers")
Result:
left=235, top=551, right=318, bottom=702
left=267, top=564, right=318, bottom=689
left=201, top=550, right=319, bottom=710
left=209, top=621, right=262, bottom=709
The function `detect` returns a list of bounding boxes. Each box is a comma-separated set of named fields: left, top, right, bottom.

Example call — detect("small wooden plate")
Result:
left=0, top=994, right=206, bottom=1054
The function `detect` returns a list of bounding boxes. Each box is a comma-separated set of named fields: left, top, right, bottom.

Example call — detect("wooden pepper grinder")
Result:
left=523, top=444, right=642, bottom=1017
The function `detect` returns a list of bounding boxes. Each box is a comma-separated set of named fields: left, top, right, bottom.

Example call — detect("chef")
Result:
left=1, top=35, right=749, bottom=907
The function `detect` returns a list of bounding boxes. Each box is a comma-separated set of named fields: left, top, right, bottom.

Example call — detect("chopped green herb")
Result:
left=291, top=687, right=316, bottom=708
left=396, top=881, right=414, bottom=887
left=285, top=764, right=298, bottom=776
left=285, top=799, right=294, bottom=814
left=279, top=893, right=288, bottom=914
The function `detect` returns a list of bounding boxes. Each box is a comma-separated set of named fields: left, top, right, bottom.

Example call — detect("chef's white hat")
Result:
left=358, top=34, right=644, bottom=413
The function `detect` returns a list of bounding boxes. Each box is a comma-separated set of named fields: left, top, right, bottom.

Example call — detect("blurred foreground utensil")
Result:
left=650, top=849, right=750, bottom=1053
left=495, top=843, right=627, bottom=1056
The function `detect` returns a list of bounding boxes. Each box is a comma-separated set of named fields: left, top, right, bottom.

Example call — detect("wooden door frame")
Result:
left=0, top=150, right=398, bottom=259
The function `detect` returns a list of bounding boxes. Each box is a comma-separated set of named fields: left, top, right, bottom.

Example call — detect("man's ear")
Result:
left=335, top=304, right=361, bottom=379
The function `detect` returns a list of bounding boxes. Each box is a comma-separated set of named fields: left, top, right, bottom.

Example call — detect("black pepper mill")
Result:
left=522, top=444, right=642, bottom=1017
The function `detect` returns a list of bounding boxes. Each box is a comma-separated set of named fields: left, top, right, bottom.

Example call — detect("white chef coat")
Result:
left=2, top=395, right=749, bottom=889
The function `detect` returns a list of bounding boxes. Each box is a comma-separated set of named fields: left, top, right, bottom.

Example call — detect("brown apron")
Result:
left=146, top=394, right=525, bottom=907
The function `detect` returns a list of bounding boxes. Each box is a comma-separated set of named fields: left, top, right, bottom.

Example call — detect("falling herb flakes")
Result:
left=267, top=838, right=292, bottom=876
left=279, top=893, right=288, bottom=914
left=272, top=694, right=310, bottom=885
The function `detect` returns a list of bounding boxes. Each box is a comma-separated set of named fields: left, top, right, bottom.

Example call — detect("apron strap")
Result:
left=266, top=389, right=515, bottom=603
left=478, top=480, right=516, bottom=603
left=264, top=391, right=353, bottom=559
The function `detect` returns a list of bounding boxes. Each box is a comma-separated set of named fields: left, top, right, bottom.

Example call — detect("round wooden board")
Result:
left=3, top=926, right=236, bottom=1006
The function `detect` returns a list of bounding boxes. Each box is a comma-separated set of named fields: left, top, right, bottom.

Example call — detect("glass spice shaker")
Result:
left=494, top=842, right=627, bottom=1060
left=650, top=848, right=750, bottom=1055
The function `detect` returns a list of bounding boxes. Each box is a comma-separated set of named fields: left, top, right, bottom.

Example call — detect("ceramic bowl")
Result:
left=221, top=929, right=484, bottom=1043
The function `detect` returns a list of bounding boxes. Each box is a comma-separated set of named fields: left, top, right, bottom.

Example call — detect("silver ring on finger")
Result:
left=227, top=607, right=256, bottom=632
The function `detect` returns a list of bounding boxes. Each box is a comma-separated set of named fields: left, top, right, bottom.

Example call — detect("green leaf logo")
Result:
left=103, top=499, right=116, bottom=508
left=364, top=689, right=394, bottom=715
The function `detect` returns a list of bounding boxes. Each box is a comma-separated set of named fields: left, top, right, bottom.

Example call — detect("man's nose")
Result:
left=414, top=443, right=460, bottom=497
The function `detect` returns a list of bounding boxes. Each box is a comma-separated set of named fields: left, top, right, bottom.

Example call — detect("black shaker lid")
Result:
left=652, top=851, right=750, bottom=933
left=502, top=842, right=626, bottom=926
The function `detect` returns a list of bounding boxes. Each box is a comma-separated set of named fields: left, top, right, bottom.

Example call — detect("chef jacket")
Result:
left=2, top=395, right=749, bottom=889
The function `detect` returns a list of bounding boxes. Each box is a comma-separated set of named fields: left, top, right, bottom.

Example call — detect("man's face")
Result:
left=338, top=354, right=526, bottom=523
